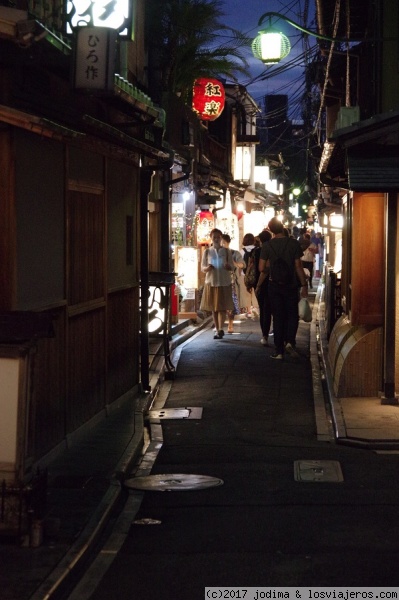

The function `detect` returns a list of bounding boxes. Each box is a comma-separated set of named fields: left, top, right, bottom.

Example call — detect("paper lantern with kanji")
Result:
left=196, top=210, right=215, bottom=243
left=192, top=78, right=225, bottom=121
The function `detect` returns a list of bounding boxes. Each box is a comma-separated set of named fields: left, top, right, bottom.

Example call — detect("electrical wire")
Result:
left=314, top=0, right=342, bottom=135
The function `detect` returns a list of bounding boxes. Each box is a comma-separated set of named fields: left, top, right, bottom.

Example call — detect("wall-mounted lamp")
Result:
left=252, top=11, right=351, bottom=64
left=330, top=213, right=344, bottom=229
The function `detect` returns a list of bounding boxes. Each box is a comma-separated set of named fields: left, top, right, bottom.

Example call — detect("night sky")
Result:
left=218, top=0, right=317, bottom=114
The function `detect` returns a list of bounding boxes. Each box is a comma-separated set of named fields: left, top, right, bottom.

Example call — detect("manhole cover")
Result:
left=146, top=408, right=203, bottom=420
left=294, top=460, right=344, bottom=482
left=124, top=474, right=224, bottom=491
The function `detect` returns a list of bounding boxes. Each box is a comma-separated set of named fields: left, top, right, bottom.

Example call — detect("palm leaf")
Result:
left=146, top=0, right=251, bottom=96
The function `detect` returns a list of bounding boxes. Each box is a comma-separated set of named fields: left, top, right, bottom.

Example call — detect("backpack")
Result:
left=244, top=249, right=257, bottom=290
left=242, top=248, right=252, bottom=274
left=268, top=239, right=292, bottom=286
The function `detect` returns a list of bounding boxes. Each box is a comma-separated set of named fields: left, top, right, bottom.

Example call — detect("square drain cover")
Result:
left=294, top=460, right=344, bottom=482
left=147, top=407, right=203, bottom=420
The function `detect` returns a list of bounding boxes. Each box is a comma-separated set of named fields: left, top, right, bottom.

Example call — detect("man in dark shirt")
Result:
left=254, top=229, right=272, bottom=345
left=257, top=217, right=308, bottom=359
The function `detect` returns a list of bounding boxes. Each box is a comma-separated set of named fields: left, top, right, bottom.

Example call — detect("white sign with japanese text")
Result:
left=74, top=27, right=116, bottom=91
left=175, top=247, right=199, bottom=290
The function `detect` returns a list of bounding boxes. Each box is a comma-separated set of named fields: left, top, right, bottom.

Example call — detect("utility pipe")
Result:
left=139, top=167, right=153, bottom=392
left=381, top=191, right=398, bottom=404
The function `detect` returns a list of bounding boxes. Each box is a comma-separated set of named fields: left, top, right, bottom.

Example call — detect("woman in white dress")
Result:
left=200, top=228, right=234, bottom=339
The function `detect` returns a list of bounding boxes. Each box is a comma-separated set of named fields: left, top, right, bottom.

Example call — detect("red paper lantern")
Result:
left=192, top=78, right=225, bottom=121
left=197, top=210, right=215, bottom=243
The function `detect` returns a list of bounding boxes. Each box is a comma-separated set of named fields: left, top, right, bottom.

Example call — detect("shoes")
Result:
left=214, top=328, right=225, bottom=337
left=213, top=329, right=225, bottom=339
left=260, top=337, right=269, bottom=346
left=285, top=342, right=300, bottom=358
left=214, top=330, right=224, bottom=339
left=270, top=352, right=283, bottom=360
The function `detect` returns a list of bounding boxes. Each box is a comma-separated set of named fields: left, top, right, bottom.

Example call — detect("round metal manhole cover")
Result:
left=124, top=474, right=224, bottom=491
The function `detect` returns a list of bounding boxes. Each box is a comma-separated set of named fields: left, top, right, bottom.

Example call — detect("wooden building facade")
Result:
left=0, top=0, right=168, bottom=481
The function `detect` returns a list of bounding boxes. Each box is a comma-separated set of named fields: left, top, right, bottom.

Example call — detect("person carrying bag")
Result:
left=257, top=218, right=308, bottom=360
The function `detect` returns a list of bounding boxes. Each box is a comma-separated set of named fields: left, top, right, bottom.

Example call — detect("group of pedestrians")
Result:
left=200, top=220, right=316, bottom=359
left=257, top=218, right=308, bottom=359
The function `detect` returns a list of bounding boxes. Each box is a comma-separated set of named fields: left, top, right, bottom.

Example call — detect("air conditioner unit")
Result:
left=335, top=106, right=360, bottom=130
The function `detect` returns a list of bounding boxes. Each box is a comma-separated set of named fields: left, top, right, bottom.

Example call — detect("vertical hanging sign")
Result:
left=73, top=27, right=116, bottom=91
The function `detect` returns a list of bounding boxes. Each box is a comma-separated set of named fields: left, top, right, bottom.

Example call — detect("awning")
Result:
left=0, top=104, right=171, bottom=160
left=347, top=146, right=399, bottom=191
left=246, top=185, right=283, bottom=207
left=319, top=110, right=399, bottom=192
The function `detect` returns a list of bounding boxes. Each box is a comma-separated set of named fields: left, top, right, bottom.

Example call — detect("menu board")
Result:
left=175, top=247, right=199, bottom=289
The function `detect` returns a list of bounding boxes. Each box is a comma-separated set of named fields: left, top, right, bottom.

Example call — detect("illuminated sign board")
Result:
left=73, top=27, right=116, bottom=90
left=65, top=0, right=132, bottom=37
left=175, top=247, right=199, bottom=290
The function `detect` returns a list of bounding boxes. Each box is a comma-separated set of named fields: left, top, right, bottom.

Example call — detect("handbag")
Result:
left=298, top=297, right=312, bottom=322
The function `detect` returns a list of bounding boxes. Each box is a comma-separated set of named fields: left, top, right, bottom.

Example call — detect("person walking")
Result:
left=301, top=233, right=317, bottom=289
left=240, top=232, right=259, bottom=319
left=315, top=231, right=324, bottom=277
left=258, top=217, right=308, bottom=359
left=200, top=228, right=234, bottom=339
left=254, top=229, right=273, bottom=346
left=221, top=234, right=246, bottom=334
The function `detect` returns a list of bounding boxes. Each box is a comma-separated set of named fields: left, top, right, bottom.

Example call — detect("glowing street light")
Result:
left=252, top=11, right=352, bottom=64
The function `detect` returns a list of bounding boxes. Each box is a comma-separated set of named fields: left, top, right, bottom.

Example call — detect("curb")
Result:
left=316, top=285, right=399, bottom=451
left=311, top=284, right=334, bottom=442
left=29, top=411, right=146, bottom=600
left=170, top=316, right=212, bottom=352
left=29, top=318, right=210, bottom=600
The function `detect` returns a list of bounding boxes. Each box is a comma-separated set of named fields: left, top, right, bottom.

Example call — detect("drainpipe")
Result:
left=139, top=166, right=153, bottom=392
left=381, top=192, right=398, bottom=404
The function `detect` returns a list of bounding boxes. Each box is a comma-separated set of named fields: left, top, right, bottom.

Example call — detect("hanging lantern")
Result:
left=252, top=28, right=291, bottom=64
left=192, top=78, right=225, bottom=121
left=196, top=210, right=215, bottom=243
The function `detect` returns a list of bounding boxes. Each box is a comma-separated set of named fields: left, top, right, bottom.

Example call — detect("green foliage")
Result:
left=146, top=0, right=251, bottom=98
